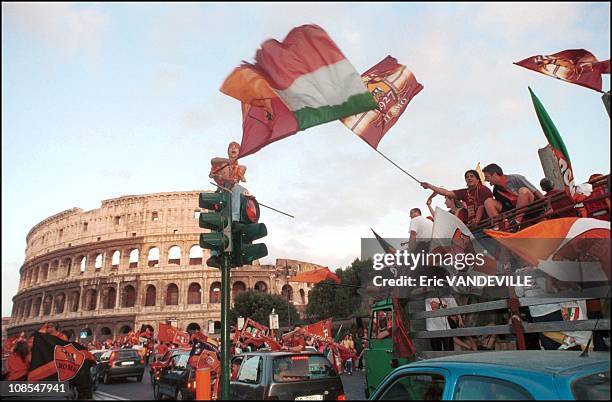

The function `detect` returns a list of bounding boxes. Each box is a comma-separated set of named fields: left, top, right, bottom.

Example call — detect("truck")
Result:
left=364, top=174, right=611, bottom=397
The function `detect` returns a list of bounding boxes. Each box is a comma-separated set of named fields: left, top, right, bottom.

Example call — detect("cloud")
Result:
left=2, top=2, right=109, bottom=58
left=473, top=2, right=584, bottom=42
left=2, top=261, right=21, bottom=317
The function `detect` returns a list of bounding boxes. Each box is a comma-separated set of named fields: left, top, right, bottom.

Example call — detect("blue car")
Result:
left=369, top=351, right=610, bottom=400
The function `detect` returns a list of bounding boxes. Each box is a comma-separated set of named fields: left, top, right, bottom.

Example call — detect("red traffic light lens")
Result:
left=245, top=198, right=259, bottom=223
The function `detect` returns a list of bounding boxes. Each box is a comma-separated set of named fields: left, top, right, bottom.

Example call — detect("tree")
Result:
left=230, top=290, right=299, bottom=327
left=306, top=258, right=374, bottom=320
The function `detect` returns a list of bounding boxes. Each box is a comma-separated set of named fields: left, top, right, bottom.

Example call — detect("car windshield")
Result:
left=572, top=371, right=610, bottom=400
left=273, top=355, right=336, bottom=383
left=116, top=350, right=140, bottom=359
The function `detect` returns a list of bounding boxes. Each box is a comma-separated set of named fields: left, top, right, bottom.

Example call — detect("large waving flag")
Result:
left=342, top=56, right=423, bottom=148
left=485, top=217, right=610, bottom=282
left=221, top=25, right=377, bottom=158
left=529, top=87, right=576, bottom=197
left=515, top=49, right=610, bottom=92
left=28, top=331, right=95, bottom=385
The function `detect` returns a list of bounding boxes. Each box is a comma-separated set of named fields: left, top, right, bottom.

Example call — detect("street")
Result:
left=93, top=365, right=366, bottom=400
left=94, top=369, right=152, bottom=400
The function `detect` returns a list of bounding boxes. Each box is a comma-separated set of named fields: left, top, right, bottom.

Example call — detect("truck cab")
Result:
left=365, top=298, right=412, bottom=397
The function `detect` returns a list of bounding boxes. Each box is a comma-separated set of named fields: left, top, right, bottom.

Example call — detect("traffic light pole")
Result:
left=220, top=253, right=231, bottom=400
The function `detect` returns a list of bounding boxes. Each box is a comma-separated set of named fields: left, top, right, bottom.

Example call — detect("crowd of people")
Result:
left=418, top=163, right=609, bottom=231
left=405, top=164, right=610, bottom=353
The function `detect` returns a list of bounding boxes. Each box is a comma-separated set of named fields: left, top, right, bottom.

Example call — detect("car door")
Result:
left=366, top=307, right=396, bottom=396
left=160, top=354, right=183, bottom=396
left=230, top=355, right=265, bottom=400
left=370, top=367, right=451, bottom=400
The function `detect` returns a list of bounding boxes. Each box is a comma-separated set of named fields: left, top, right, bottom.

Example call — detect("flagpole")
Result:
left=209, top=182, right=294, bottom=218
left=372, top=148, right=422, bottom=184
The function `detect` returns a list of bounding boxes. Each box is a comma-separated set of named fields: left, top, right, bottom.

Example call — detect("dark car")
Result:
left=230, top=351, right=345, bottom=400
left=98, top=348, right=146, bottom=384
left=150, top=348, right=190, bottom=385
left=154, top=350, right=196, bottom=400
left=369, top=351, right=610, bottom=400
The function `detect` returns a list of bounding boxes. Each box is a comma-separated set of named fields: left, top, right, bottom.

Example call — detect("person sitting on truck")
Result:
left=482, top=163, right=544, bottom=227
left=421, top=170, right=493, bottom=227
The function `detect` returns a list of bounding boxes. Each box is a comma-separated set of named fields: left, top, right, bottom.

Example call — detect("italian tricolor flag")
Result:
left=529, top=87, right=576, bottom=196
left=221, top=25, right=377, bottom=158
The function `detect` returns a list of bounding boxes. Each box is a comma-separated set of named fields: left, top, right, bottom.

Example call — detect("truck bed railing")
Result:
left=470, top=174, right=610, bottom=232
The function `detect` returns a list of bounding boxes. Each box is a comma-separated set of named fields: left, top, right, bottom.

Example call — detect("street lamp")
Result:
left=208, top=319, right=215, bottom=335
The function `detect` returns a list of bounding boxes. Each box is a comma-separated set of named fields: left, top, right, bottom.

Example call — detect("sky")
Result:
left=2, top=2, right=610, bottom=317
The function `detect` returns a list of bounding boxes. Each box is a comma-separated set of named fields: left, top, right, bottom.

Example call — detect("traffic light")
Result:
left=199, top=191, right=232, bottom=268
left=232, top=194, right=268, bottom=267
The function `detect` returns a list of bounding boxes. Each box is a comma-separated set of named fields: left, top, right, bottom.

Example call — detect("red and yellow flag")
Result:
left=342, top=56, right=423, bottom=148
left=515, top=49, right=610, bottom=92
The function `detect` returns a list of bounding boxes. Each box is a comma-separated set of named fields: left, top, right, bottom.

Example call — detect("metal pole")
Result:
left=286, top=264, right=291, bottom=327
left=373, top=148, right=422, bottom=184
left=220, top=254, right=231, bottom=400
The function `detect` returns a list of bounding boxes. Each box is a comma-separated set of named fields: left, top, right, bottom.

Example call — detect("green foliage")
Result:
left=230, top=289, right=299, bottom=327
left=306, top=258, right=374, bottom=321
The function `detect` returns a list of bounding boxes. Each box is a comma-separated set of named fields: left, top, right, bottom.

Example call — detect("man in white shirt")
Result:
left=407, top=208, right=434, bottom=252
left=425, top=296, right=458, bottom=351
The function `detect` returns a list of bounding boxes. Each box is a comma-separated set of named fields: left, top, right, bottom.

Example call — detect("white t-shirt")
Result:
left=514, top=268, right=561, bottom=317
left=409, top=216, right=434, bottom=241
left=425, top=297, right=458, bottom=331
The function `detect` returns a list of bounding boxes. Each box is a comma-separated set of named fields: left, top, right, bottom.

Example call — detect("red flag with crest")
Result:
left=342, top=56, right=423, bottom=148
left=515, top=49, right=610, bottom=92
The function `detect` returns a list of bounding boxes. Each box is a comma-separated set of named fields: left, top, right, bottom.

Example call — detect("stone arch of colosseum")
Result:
left=8, top=192, right=323, bottom=339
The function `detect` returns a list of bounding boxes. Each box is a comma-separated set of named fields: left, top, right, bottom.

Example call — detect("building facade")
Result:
left=7, top=191, right=322, bottom=342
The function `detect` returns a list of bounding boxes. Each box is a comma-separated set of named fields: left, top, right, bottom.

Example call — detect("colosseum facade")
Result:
left=7, top=191, right=323, bottom=342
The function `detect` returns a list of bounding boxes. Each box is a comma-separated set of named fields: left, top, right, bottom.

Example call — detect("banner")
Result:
left=304, top=318, right=333, bottom=342
left=158, top=323, right=189, bottom=345
left=158, top=323, right=177, bottom=344
left=342, top=55, right=423, bottom=148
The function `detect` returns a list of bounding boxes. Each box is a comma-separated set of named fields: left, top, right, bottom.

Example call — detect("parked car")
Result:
left=229, top=351, right=345, bottom=400
left=98, top=348, right=146, bottom=384
left=369, top=351, right=610, bottom=400
left=150, top=347, right=190, bottom=385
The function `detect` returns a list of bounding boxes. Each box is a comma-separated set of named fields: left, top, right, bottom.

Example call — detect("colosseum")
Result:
left=7, top=191, right=323, bottom=342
